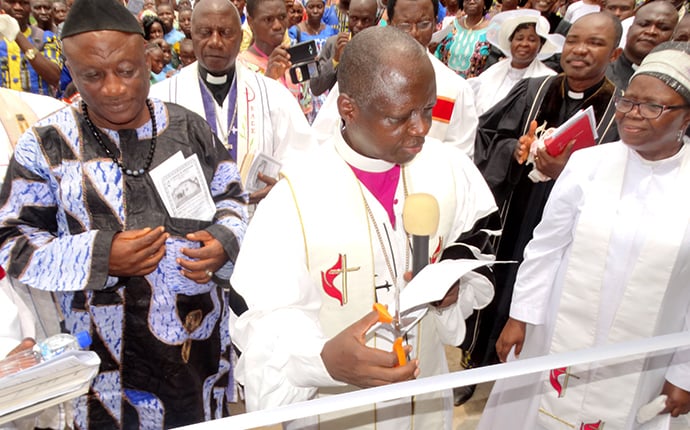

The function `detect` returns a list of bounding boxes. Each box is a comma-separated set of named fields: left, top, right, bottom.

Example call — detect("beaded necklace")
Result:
left=82, top=99, right=157, bottom=177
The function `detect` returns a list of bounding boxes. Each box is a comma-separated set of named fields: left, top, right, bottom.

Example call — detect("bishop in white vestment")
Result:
left=231, top=27, right=499, bottom=429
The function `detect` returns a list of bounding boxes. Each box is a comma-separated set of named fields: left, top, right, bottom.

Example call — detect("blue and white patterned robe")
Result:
left=0, top=99, right=247, bottom=429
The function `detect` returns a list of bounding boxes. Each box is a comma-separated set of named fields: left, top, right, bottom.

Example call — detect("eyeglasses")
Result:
left=395, top=20, right=434, bottom=32
left=614, top=96, right=690, bottom=119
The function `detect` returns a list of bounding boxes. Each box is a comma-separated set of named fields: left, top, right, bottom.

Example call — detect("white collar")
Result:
left=629, top=139, right=688, bottom=169
left=206, top=74, right=227, bottom=85
left=567, top=90, right=584, bottom=100
left=334, top=132, right=396, bottom=172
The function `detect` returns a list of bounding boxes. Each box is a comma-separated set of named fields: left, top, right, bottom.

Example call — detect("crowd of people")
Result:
left=1, top=0, right=690, bottom=429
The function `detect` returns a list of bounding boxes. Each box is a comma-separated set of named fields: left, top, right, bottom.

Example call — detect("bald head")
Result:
left=348, top=0, right=378, bottom=10
left=339, top=26, right=432, bottom=108
left=192, top=0, right=242, bottom=74
left=337, top=26, right=437, bottom=165
left=193, top=0, right=240, bottom=21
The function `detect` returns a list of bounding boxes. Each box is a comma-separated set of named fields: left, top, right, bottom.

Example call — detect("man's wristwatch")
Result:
left=24, top=48, right=37, bottom=61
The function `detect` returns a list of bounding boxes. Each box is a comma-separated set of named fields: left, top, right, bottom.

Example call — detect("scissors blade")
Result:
left=394, top=283, right=402, bottom=338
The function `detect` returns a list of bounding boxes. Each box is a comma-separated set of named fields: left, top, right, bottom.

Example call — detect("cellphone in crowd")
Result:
left=286, top=40, right=319, bottom=84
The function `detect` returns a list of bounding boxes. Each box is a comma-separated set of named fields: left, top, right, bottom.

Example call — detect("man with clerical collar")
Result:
left=0, top=0, right=62, bottom=95
left=606, top=0, right=678, bottom=90
left=150, top=0, right=314, bottom=205
left=472, top=12, right=622, bottom=377
left=0, top=0, right=248, bottom=428
left=231, top=26, right=499, bottom=429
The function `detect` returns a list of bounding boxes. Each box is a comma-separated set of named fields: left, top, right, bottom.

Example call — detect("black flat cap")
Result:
left=61, top=0, right=145, bottom=39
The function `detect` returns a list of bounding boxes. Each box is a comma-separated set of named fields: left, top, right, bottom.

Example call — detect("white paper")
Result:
left=637, top=395, right=668, bottom=424
left=149, top=152, right=216, bottom=221
left=367, top=259, right=507, bottom=337
left=399, top=259, right=502, bottom=313
left=0, top=350, right=100, bottom=424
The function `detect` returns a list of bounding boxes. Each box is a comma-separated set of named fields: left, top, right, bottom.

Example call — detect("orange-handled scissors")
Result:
left=373, top=303, right=407, bottom=366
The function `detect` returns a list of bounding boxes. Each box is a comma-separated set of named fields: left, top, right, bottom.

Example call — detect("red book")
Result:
left=544, top=106, right=598, bottom=156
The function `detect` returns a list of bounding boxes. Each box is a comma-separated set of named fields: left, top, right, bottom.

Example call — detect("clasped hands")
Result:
left=108, top=226, right=228, bottom=284
left=321, top=273, right=460, bottom=388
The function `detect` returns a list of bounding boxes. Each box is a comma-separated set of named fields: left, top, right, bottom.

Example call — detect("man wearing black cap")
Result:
left=0, top=0, right=247, bottom=428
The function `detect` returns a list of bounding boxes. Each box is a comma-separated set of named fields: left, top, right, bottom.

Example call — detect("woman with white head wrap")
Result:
left=468, top=9, right=563, bottom=115
left=480, top=41, right=690, bottom=430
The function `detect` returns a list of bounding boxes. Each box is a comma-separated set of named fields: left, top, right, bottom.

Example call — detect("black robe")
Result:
left=606, top=53, right=636, bottom=91
left=468, top=74, right=620, bottom=366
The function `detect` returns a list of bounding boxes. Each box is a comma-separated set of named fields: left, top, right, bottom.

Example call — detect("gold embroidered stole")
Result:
left=281, top=138, right=459, bottom=429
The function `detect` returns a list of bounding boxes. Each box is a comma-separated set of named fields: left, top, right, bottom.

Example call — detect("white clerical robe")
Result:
left=310, top=52, right=479, bottom=158
left=149, top=61, right=315, bottom=173
left=468, top=58, right=556, bottom=116
left=478, top=140, right=690, bottom=430
left=231, top=134, right=497, bottom=429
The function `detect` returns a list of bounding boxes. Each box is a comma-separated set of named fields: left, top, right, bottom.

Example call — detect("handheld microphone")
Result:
left=402, top=193, right=440, bottom=277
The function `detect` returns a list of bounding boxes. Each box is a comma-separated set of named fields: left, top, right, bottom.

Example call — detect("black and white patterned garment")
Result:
left=0, top=99, right=247, bottom=429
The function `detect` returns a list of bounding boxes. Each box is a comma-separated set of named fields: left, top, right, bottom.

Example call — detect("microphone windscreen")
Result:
left=402, top=193, right=440, bottom=236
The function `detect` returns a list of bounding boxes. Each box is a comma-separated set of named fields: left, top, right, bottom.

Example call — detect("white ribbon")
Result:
left=173, top=331, right=690, bottom=429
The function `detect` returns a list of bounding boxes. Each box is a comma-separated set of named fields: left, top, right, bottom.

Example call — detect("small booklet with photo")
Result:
left=240, top=151, right=282, bottom=193
left=149, top=151, right=216, bottom=221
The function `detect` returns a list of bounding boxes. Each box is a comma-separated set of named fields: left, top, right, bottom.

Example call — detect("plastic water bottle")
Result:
left=0, top=331, right=91, bottom=378
left=37, top=331, right=92, bottom=360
